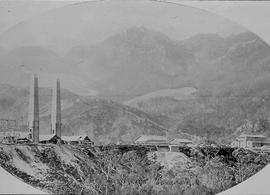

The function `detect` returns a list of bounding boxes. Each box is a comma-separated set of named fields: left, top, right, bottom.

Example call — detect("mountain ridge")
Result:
left=0, top=28, right=269, bottom=141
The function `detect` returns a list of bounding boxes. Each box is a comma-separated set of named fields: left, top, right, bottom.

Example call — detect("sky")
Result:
left=0, top=0, right=269, bottom=45
left=177, top=1, right=270, bottom=45
left=0, top=0, right=247, bottom=55
left=0, top=0, right=72, bottom=35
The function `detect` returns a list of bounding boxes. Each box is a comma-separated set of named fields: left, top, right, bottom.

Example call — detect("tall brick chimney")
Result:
left=28, top=74, right=39, bottom=143
left=51, top=79, right=61, bottom=137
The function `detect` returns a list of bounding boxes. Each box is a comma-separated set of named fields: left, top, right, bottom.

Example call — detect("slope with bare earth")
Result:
left=0, top=144, right=94, bottom=194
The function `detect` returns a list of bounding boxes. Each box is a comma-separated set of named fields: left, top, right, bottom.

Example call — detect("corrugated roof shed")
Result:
left=239, top=134, right=266, bottom=138
left=134, top=135, right=167, bottom=143
left=61, top=135, right=90, bottom=142
left=39, top=134, right=58, bottom=142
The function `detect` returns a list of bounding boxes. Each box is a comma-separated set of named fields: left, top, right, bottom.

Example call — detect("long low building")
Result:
left=134, top=135, right=193, bottom=152
left=134, top=135, right=193, bottom=146
left=231, top=134, right=270, bottom=148
left=134, top=135, right=168, bottom=145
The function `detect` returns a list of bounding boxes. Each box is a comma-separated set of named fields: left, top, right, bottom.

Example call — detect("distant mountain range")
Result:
left=0, top=26, right=270, bottom=142
left=0, top=27, right=264, bottom=99
left=0, top=0, right=244, bottom=53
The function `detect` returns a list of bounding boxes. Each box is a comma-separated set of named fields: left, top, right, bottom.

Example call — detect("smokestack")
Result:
left=51, top=79, right=61, bottom=137
left=28, top=74, right=39, bottom=143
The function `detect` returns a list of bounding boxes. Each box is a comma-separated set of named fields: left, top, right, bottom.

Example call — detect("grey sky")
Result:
left=0, top=0, right=73, bottom=35
left=0, top=0, right=269, bottom=44
left=177, top=1, right=270, bottom=46
left=0, top=0, right=246, bottom=54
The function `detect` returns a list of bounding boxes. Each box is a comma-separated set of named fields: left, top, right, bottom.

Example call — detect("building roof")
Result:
left=39, top=134, right=58, bottom=142
left=250, top=140, right=270, bottom=144
left=239, top=134, right=266, bottom=138
left=61, top=134, right=90, bottom=142
left=169, top=138, right=192, bottom=145
left=134, top=135, right=167, bottom=143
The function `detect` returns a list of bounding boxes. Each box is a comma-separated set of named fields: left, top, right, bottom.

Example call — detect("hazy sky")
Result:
left=0, top=0, right=269, bottom=45
left=0, top=0, right=73, bottom=35
left=177, top=1, right=270, bottom=45
left=0, top=0, right=247, bottom=55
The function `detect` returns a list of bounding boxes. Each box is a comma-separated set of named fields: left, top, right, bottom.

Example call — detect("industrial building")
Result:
left=0, top=75, right=93, bottom=145
left=134, top=135, right=193, bottom=146
left=134, top=135, right=168, bottom=145
left=27, top=75, right=62, bottom=143
left=231, top=134, right=270, bottom=148
left=134, top=134, right=193, bottom=152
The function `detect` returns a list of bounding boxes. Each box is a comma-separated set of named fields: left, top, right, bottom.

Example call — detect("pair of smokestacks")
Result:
left=28, top=75, right=61, bottom=143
